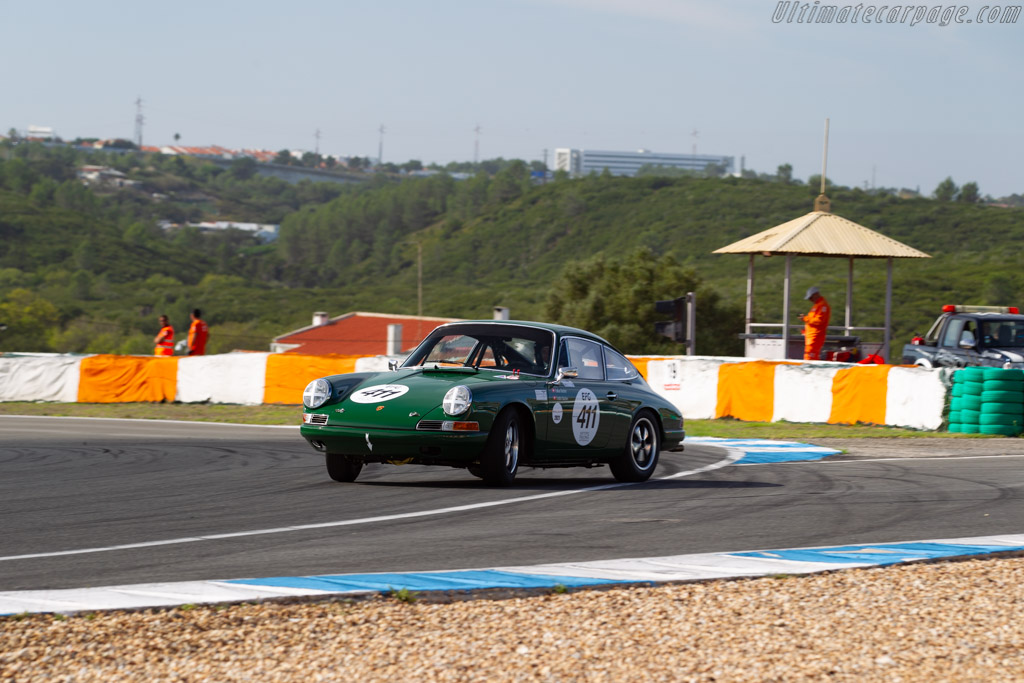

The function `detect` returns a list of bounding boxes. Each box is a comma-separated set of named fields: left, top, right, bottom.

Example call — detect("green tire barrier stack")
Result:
left=948, top=367, right=1024, bottom=436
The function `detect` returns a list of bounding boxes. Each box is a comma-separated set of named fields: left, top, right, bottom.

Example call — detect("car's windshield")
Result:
left=404, top=324, right=555, bottom=376
left=981, top=320, right=1024, bottom=348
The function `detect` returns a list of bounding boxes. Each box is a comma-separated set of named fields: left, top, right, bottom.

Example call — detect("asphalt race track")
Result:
left=2, top=416, right=1024, bottom=593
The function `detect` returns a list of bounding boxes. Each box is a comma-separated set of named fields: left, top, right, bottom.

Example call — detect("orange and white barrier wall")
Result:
left=0, top=353, right=948, bottom=430
left=0, top=353, right=366, bottom=406
left=641, top=357, right=948, bottom=431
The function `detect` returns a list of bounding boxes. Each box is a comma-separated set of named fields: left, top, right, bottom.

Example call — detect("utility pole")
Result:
left=691, top=128, right=698, bottom=156
left=134, top=96, right=144, bottom=148
left=314, top=129, right=321, bottom=157
left=404, top=240, right=424, bottom=339
left=474, top=124, right=481, bottom=165
left=416, top=241, right=423, bottom=319
left=378, top=124, right=385, bottom=166
left=542, top=148, right=549, bottom=182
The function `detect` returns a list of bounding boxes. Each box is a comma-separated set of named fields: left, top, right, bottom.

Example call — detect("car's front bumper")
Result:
left=300, top=423, right=489, bottom=465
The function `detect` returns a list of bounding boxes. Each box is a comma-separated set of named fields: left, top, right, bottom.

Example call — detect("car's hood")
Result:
left=328, top=367, right=529, bottom=428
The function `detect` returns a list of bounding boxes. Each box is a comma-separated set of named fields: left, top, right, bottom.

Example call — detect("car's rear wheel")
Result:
left=480, top=408, right=522, bottom=486
left=609, top=412, right=660, bottom=483
left=326, top=453, right=363, bottom=482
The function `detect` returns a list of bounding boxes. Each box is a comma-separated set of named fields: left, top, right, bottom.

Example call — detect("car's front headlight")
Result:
left=443, top=385, right=472, bottom=415
left=303, top=378, right=331, bottom=409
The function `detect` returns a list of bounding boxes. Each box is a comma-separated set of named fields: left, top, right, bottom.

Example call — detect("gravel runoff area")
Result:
left=2, top=556, right=1023, bottom=682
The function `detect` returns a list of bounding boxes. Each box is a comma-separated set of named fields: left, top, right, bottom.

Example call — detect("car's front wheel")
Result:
left=480, top=408, right=522, bottom=486
left=326, top=453, right=363, bottom=482
left=609, top=412, right=660, bottom=483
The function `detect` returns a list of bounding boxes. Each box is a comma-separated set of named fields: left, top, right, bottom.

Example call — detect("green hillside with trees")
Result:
left=1, top=141, right=1022, bottom=359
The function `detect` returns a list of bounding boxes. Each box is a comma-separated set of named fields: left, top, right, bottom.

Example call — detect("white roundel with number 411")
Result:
left=349, top=384, right=410, bottom=403
left=571, top=387, right=600, bottom=446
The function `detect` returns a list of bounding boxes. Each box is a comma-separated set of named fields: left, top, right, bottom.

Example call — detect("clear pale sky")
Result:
left=5, top=0, right=1021, bottom=197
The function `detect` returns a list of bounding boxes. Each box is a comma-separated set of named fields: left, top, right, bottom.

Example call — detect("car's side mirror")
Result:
left=388, top=360, right=399, bottom=371
left=959, top=340, right=976, bottom=350
left=549, top=367, right=578, bottom=385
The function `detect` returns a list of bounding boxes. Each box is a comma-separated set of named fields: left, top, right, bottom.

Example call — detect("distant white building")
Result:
left=77, top=165, right=139, bottom=188
left=27, top=125, right=56, bottom=141
left=189, top=221, right=279, bottom=242
left=554, top=148, right=734, bottom=178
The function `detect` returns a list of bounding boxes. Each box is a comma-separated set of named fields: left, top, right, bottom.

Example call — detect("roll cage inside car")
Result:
left=403, top=323, right=557, bottom=377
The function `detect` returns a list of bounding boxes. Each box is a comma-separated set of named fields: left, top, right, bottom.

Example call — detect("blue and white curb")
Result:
left=4, top=534, right=1023, bottom=616
left=686, top=437, right=840, bottom=464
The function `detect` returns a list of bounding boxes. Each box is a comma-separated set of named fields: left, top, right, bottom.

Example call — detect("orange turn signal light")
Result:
left=441, top=421, right=480, bottom=432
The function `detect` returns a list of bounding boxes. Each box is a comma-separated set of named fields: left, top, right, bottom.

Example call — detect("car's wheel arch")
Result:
left=639, top=406, right=668, bottom=442
left=473, top=400, right=535, bottom=460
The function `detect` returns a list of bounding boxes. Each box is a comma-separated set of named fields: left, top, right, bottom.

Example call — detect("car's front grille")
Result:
left=416, top=420, right=444, bottom=431
left=308, top=413, right=328, bottom=425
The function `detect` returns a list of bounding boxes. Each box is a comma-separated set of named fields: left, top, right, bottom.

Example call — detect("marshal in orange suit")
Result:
left=187, top=309, right=209, bottom=356
left=802, top=286, right=830, bottom=361
left=153, top=314, right=175, bottom=356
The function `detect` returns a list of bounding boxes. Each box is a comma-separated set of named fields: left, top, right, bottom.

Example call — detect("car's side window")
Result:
left=604, top=347, right=639, bottom=381
left=960, top=321, right=977, bottom=347
left=560, top=337, right=604, bottom=380
left=942, top=319, right=965, bottom=348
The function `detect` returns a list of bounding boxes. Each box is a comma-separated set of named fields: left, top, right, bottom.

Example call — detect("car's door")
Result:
left=936, top=317, right=982, bottom=367
left=600, top=345, right=645, bottom=446
left=540, top=336, right=617, bottom=455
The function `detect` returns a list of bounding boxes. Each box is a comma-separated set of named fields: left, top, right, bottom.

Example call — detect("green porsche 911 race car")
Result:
left=300, top=320, right=684, bottom=486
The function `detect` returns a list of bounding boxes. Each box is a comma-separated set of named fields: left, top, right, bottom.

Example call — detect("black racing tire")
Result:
left=326, top=453, right=363, bottom=482
left=467, top=465, right=484, bottom=479
left=609, top=411, right=661, bottom=483
left=480, top=408, right=523, bottom=486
